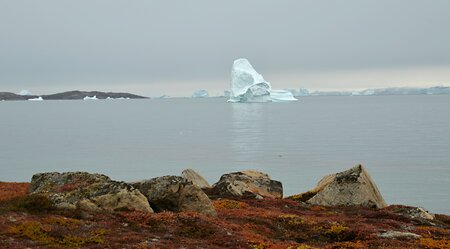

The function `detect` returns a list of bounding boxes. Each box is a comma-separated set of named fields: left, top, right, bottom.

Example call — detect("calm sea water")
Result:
left=1, top=95, right=449, bottom=214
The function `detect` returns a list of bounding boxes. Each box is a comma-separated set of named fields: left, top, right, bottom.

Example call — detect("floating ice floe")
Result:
left=28, top=96, right=44, bottom=101
left=228, top=58, right=297, bottom=103
left=83, top=95, right=98, bottom=100
left=192, top=90, right=209, bottom=98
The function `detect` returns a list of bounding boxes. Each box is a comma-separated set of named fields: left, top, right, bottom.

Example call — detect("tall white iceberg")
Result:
left=229, top=58, right=271, bottom=102
left=228, top=58, right=297, bottom=102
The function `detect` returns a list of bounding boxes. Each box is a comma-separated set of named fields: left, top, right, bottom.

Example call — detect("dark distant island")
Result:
left=0, top=90, right=148, bottom=101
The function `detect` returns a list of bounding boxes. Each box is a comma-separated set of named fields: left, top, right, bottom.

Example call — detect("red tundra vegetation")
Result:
left=0, top=182, right=449, bottom=248
left=0, top=182, right=29, bottom=202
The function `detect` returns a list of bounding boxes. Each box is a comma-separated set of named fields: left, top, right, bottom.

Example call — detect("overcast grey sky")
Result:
left=1, top=0, right=449, bottom=96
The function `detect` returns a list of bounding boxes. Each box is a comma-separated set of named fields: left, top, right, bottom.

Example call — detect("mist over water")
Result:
left=1, top=95, right=449, bottom=214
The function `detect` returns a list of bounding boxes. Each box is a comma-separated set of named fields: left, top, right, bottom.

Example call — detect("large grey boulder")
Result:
left=181, top=169, right=210, bottom=189
left=306, top=165, right=387, bottom=208
left=29, top=172, right=153, bottom=213
left=211, top=170, right=283, bottom=199
left=132, top=176, right=216, bottom=216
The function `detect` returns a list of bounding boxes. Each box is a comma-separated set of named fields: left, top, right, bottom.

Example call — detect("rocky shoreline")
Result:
left=1, top=165, right=449, bottom=248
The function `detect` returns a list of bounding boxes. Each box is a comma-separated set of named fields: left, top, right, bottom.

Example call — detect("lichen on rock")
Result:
left=132, top=175, right=216, bottom=216
left=295, top=165, right=387, bottom=208
left=29, top=172, right=153, bottom=213
left=181, top=169, right=210, bottom=189
left=211, top=170, right=283, bottom=199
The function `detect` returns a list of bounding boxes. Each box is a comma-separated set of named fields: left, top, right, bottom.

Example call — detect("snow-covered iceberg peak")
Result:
left=228, top=58, right=297, bottom=102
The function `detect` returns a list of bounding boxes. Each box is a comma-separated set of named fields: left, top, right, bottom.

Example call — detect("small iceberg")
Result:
left=192, top=90, right=209, bottom=98
left=83, top=95, right=98, bottom=100
left=28, top=96, right=44, bottom=101
left=228, top=58, right=297, bottom=103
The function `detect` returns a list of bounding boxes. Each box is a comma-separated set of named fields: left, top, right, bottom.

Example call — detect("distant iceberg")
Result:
left=28, top=96, right=44, bottom=101
left=361, top=89, right=375, bottom=96
left=285, top=88, right=310, bottom=97
left=228, top=58, right=297, bottom=103
left=351, top=91, right=362, bottom=96
left=18, top=90, right=33, bottom=96
left=270, top=90, right=298, bottom=102
left=83, top=95, right=98, bottom=100
left=192, top=90, right=209, bottom=98
left=351, top=89, right=375, bottom=96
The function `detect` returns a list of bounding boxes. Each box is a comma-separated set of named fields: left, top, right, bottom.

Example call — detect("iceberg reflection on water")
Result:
left=230, top=103, right=267, bottom=165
